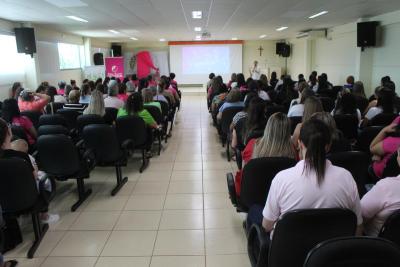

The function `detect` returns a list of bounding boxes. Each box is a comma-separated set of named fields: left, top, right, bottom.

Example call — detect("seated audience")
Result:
left=10, top=81, right=21, bottom=99
left=361, top=146, right=400, bottom=236
left=63, top=90, right=86, bottom=112
left=217, top=89, right=244, bottom=121
left=142, top=88, right=161, bottom=111
left=207, top=73, right=215, bottom=92
left=287, top=87, right=314, bottom=118
left=227, top=73, right=237, bottom=89
left=344, top=75, right=355, bottom=90
left=117, top=83, right=128, bottom=102
left=79, top=83, right=91, bottom=104
left=211, top=83, right=229, bottom=113
left=332, top=92, right=362, bottom=123
left=138, top=78, right=149, bottom=93
left=159, top=77, right=176, bottom=106
left=47, top=86, right=66, bottom=103
left=294, top=74, right=305, bottom=91
left=308, top=74, right=318, bottom=92
left=247, top=119, right=362, bottom=237
left=352, top=81, right=369, bottom=114
left=83, top=89, right=105, bottom=116
left=269, top=71, right=278, bottom=89
left=363, top=88, right=396, bottom=126
left=18, top=89, right=50, bottom=113
left=57, top=80, right=66, bottom=96
left=242, top=97, right=267, bottom=144
left=104, top=80, right=124, bottom=109
left=236, top=73, right=246, bottom=90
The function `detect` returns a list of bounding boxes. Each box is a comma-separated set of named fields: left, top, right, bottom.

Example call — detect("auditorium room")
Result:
left=2, top=0, right=400, bottom=266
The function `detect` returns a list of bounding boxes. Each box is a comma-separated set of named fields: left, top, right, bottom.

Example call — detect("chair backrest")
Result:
left=356, top=126, right=384, bottom=153
left=221, top=106, right=243, bottom=135
left=304, top=237, right=400, bottom=267
left=327, top=151, right=370, bottom=197
left=289, top=116, right=302, bottom=135
left=82, top=124, right=123, bottom=164
left=319, top=97, right=335, bottom=112
left=76, top=114, right=105, bottom=133
left=39, top=114, right=68, bottom=127
left=334, top=114, right=359, bottom=140
left=20, top=110, right=41, bottom=129
left=144, top=105, right=163, bottom=124
left=104, top=107, right=118, bottom=124
left=0, top=158, right=38, bottom=213
left=38, top=125, right=69, bottom=136
left=369, top=113, right=398, bottom=127
left=269, top=209, right=357, bottom=267
left=265, top=105, right=286, bottom=121
left=45, top=102, right=64, bottom=114
left=56, top=108, right=80, bottom=130
left=382, top=152, right=400, bottom=178
left=156, top=100, right=169, bottom=118
left=235, top=117, right=247, bottom=151
left=10, top=125, right=28, bottom=143
left=379, top=209, right=400, bottom=247
left=115, top=115, right=147, bottom=147
left=37, top=134, right=81, bottom=178
left=240, top=157, right=297, bottom=211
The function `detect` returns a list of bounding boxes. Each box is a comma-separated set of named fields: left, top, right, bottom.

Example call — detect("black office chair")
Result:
left=334, top=114, right=359, bottom=140
left=39, top=114, right=68, bottom=127
left=304, top=236, right=400, bottom=267
left=227, top=157, right=296, bottom=212
left=0, top=158, right=48, bottom=258
left=319, top=97, right=335, bottom=112
left=289, top=116, right=302, bottom=135
left=115, top=115, right=149, bottom=173
left=36, top=134, right=95, bottom=211
left=104, top=107, right=118, bottom=125
left=247, top=209, right=357, bottom=267
left=37, top=125, right=69, bottom=136
left=57, top=109, right=80, bottom=130
left=76, top=114, right=105, bottom=134
left=356, top=126, right=384, bottom=153
left=234, top=117, right=247, bottom=170
left=143, top=106, right=164, bottom=154
left=379, top=209, right=400, bottom=247
left=265, top=105, right=285, bottom=121
left=83, top=124, right=130, bottom=195
left=220, top=106, right=243, bottom=161
left=156, top=100, right=170, bottom=142
left=21, top=111, right=41, bottom=130
left=10, top=125, right=29, bottom=143
left=369, top=113, right=398, bottom=127
left=327, top=151, right=370, bottom=197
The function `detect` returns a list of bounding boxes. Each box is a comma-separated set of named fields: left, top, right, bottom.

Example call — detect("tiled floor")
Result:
left=6, top=95, right=250, bottom=267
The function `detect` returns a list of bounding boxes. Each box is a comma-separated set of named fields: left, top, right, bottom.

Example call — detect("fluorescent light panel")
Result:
left=109, top=30, right=119, bottom=34
left=232, top=37, right=238, bottom=40
left=194, top=27, right=202, bottom=32
left=192, top=11, right=202, bottom=19
left=309, top=11, right=328, bottom=19
left=130, top=37, right=138, bottom=40
left=259, top=34, right=267, bottom=38
left=276, top=26, right=288, bottom=31
left=159, top=38, right=166, bottom=42
left=66, top=15, right=88, bottom=23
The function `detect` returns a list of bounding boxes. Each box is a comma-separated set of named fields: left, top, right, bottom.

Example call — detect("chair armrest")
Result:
left=82, top=148, right=96, bottom=171
left=121, top=139, right=134, bottom=150
left=75, top=139, right=85, bottom=149
left=247, top=223, right=270, bottom=267
left=226, top=172, right=238, bottom=206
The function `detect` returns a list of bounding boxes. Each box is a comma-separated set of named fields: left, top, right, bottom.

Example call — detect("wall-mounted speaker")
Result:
left=357, top=21, right=378, bottom=48
left=14, top=27, right=36, bottom=55
left=281, top=44, right=291, bottom=57
left=111, top=44, right=122, bottom=57
left=276, top=42, right=285, bottom=55
left=93, top=53, right=104, bottom=65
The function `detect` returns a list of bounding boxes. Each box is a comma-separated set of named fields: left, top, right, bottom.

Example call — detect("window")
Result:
left=0, top=34, right=26, bottom=79
left=57, top=42, right=85, bottom=69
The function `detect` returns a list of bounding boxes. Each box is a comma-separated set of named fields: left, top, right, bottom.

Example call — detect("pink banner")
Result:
left=105, top=57, right=124, bottom=78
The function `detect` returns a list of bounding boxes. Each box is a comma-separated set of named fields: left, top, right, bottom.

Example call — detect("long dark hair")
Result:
left=377, top=88, right=395, bottom=113
left=236, top=73, right=246, bottom=88
left=125, top=92, right=143, bottom=114
left=335, top=92, right=357, bottom=115
left=300, top=119, right=331, bottom=185
left=2, top=98, right=21, bottom=123
left=244, top=97, right=267, bottom=143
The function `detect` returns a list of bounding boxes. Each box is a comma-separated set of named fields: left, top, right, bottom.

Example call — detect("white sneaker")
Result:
left=41, top=214, right=60, bottom=224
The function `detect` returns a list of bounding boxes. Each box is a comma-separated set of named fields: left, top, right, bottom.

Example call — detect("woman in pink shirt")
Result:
left=2, top=98, right=37, bottom=145
left=18, top=90, right=50, bottom=113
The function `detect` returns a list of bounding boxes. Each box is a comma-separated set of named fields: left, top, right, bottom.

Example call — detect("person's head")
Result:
left=58, top=80, right=66, bottom=89
left=259, top=74, right=268, bottom=84
left=95, top=83, right=105, bottom=94
left=46, top=86, right=58, bottom=102
left=247, top=80, right=259, bottom=92
left=21, top=90, right=34, bottom=102
left=311, top=112, right=340, bottom=141
left=82, top=79, right=89, bottom=84
left=254, top=60, right=258, bottom=66
left=65, top=85, right=73, bottom=97
left=384, top=81, right=396, bottom=92
left=377, top=88, right=395, bottom=113
left=245, top=97, right=267, bottom=139
left=271, top=71, right=277, bottom=80
left=309, top=74, right=317, bottom=85
left=11, top=138, right=28, bottom=153
left=88, top=80, right=95, bottom=91
left=230, top=73, right=237, bottom=82
left=0, top=118, right=12, bottom=151
left=169, top=73, right=176, bottom=80
left=236, top=73, right=246, bottom=87
left=68, top=90, right=81, bottom=104
left=321, top=73, right=328, bottom=81
left=336, top=92, right=357, bottom=115
left=303, top=96, right=323, bottom=122
left=300, top=88, right=315, bottom=104
left=11, top=82, right=22, bottom=97
left=81, top=83, right=91, bottom=97
left=353, top=81, right=366, bottom=98
left=298, top=81, right=310, bottom=94
left=209, top=73, right=215, bottom=80
left=119, top=83, right=127, bottom=94
left=252, top=112, right=294, bottom=159
left=125, top=92, right=144, bottom=114
left=95, top=78, right=103, bottom=86
left=226, top=88, right=241, bottom=103
left=41, top=81, right=49, bottom=87
left=107, top=80, right=119, bottom=96
left=298, top=74, right=305, bottom=82
left=14, top=87, right=24, bottom=100
left=138, top=78, right=149, bottom=92
left=299, top=118, right=332, bottom=185
left=70, top=79, right=76, bottom=86
left=36, top=85, right=46, bottom=94
left=84, top=89, right=105, bottom=116
left=381, top=76, right=391, bottom=86
left=103, top=77, right=110, bottom=85
left=142, top=88, right=154, bottom=103
left=1, top=98, right=20, bottom=123
left=346, top=75, right=355, bottom=85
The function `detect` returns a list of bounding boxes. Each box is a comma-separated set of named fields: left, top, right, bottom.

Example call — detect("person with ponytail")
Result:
left=247, top=119, right=363, bottom=239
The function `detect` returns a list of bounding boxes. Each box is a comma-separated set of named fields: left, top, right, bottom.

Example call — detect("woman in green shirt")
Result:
left=142, top=88, right=162, bottom=112
left=117, top=92, right=158, bottom=129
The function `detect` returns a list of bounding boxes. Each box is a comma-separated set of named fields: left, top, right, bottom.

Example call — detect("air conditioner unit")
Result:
left=296, top=29, right=327, bottom=39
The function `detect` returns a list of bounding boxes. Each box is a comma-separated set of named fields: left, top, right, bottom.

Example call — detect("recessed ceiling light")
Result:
left=276, top=26, right=288, bottom=31
left=65, top=15, right=88, bottom=23
left=194, top=27, right=202, bottom=32
left=309, top=11, right=328, bottom=19
left=195, top=35, right=201, bottom=40
left=192, top=11, right=202, bottom=19
left=159, top=38, right=166, bottom=42
left=259, top=34, right=267, bottom=39
left=130, top=37, right=138, bottom=41
left=109, top=30, right=120, bottom=34
left=232, top=37, right=238, bottom=40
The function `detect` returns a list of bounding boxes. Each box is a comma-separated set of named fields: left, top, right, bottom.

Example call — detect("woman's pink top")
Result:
left=117, top=93, right=128, bottom=102
left=12, top=116, right=35, bottom=145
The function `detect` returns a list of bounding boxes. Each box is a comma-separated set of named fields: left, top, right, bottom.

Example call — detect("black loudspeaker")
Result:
left=93, top=53, right=104, bottom=65
left=281, top=44, right=291, bottom=57
left=14, top=27, right=36, bottom=55
left=276, top=42, right=285, bottom=55
left=111, top=45, right=122, bottom=57
left=357, top=21, right=378, bottom=47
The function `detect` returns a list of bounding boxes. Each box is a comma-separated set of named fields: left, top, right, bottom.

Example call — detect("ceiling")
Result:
left=1, top=0, right=400, bottom=42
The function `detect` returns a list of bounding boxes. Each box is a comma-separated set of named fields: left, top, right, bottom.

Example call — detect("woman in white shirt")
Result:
left=362, top=88, right=396, bottom=127
left=247, top=119, right=363, bottom=239
left=287, top=87, right=314, bottom=118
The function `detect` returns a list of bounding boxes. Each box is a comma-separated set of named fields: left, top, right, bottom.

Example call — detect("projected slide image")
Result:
left=182, top=46, right=229, bottom=75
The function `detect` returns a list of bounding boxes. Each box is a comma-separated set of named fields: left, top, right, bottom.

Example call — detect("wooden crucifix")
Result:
left=258, top=45, right=264, bottom=56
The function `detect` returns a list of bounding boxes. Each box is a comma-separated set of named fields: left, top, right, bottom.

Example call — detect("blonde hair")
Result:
left=252, top=112, right=295, bottom=159
left=142, top=88, right=153, bottom=103
left=83, top=89, right=105, bottom=116
left=303, top=96, right=323, bottom=122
